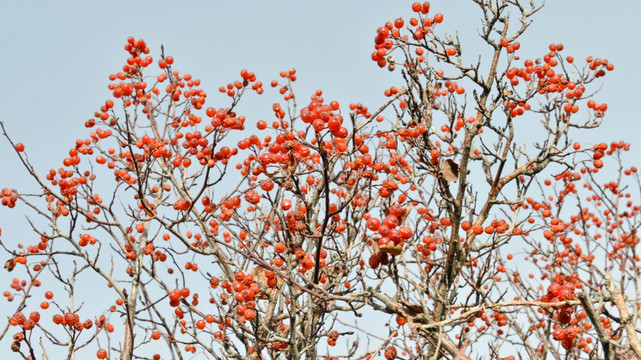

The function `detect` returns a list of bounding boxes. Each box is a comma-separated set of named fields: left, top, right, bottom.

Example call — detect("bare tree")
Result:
left=2, top=1, right=637, bottom=359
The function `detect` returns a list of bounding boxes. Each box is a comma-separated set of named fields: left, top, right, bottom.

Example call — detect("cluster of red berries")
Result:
left=273, top=340, right=289, bottom=350
left=300, top=98, right=347, bottom=137
left=0, top=188, right=18, bottom=208
left=368, top=250, right=390, bottom=269
left=349, top=102, right=371, bottom=119
left=108, top=75, right=147, bottom=105
left=8, top=311, right=40, bottom=352
left=169, top=199, right=190, bottom=213
left=552, top=324, right=583, bottom=350
left=244, top=190, right=260, bottom=205
left=384, top=345, right=398, bottom=359
left=218, top=68, right=262, bottom=98
left=499, top=43, right=612, bottom=118
left=444, top=80, right=465, bottom=96
left=272, top=241, right=320, bottom=275
left=41, top=153, right=92, bottom=205
left=327, top=330, right=340, bottom=346
left=539, top=275, right=583, bottom=348
left=9, top=311, right=40, bottom=330
left=500, top=38, right=521, bottom=54
left=587, top=56, right=614, bottom=76
left=270, top=68, right=297, bottom=101
left=216, top=271, right=260, bottom=323
left=372, top=2, right=444, bottom=69
left=591, top=142, right=608, bottom=169
left=6, top=277, right=29, bottom=296
left=372, top=2, right=440, bottom=66
left=283, top=206, right=309, bottom=234
left=504, top=99, right=530, bottom=118
left=100, top=37, right=153, bottom=108
left=123, top=37, right=151, bottom=73
left=294, top=247, right=316, bottom=273
left=78, top=233, right=97, bottom=247
left=123, top=135, right=171, bottom=168
left=217, top=195, right=242, bottom=222
left=168, top=287, right=192, bottom=308
left=240, top=132, right=303, bottom=178
left=366, top=204, right=413, bottom=257
left=546, top=169, right=581, bottom=203
left=52, top=312, right=93, bottom=331
left=415, top=235, right=440, bottom=260
left=161, top=70, right=202, bottom=105
left=169, top=125, right=239, bottom=171
left=540, top=277, right=578, bottom=310
left=380, top=177, right=403, bottom=200
left=590, top=141, right=630, bottom=171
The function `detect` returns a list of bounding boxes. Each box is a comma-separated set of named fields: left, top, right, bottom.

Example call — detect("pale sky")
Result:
left=1, top=1, right=640, bottom=175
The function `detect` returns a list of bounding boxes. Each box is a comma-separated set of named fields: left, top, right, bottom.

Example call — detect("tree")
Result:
left=0, top=1, right=638, bottom=359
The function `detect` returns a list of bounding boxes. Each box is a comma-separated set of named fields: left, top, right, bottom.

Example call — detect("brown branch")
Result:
left=577, top=291, right=613, bottom=359
left=605, top=273, right=641, bottom=357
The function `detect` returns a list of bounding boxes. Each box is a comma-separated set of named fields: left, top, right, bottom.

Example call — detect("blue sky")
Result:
left=1, top=0, right=640, bottom=357
left=1, top=1, right=640, bottom=177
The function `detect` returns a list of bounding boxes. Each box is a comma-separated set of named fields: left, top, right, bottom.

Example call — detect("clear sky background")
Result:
left=1, top=0, right=640, bottom=357
left=1, top=1, right=640, bottom=176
